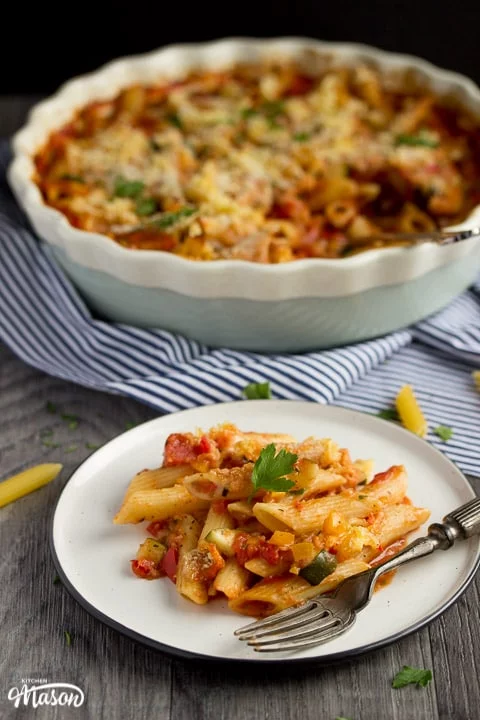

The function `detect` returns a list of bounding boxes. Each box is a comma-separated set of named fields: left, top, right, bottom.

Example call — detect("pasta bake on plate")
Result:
left=114, top=424, right=430, bottom=617
left=50, top=401, right=480, bottom=662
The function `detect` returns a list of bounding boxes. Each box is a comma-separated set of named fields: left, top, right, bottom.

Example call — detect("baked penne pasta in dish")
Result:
left=114, top=423, right=430, bottom=617
left=35, top=59, right=480, bottom=261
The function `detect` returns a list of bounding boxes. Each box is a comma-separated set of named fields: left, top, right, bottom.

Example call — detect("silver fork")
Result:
left=235, top=497, right=480, bottom=652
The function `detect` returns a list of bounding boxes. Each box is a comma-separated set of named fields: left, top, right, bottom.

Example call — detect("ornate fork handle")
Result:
left=334, top=497, right=480, bottom=612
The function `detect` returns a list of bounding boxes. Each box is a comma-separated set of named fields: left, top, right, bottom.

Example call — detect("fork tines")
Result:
left=235, top=599, right=355, bottom=652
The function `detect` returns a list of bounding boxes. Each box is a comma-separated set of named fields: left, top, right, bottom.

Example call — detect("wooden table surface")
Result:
left=1, top=98, right=479, bottom=720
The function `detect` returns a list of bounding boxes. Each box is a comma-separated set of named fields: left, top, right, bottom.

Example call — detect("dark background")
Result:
left=2, top=0, right=479, bottom=95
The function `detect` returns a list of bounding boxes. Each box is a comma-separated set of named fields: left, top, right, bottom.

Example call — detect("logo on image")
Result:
left=7, top=678, right=85, bottom=709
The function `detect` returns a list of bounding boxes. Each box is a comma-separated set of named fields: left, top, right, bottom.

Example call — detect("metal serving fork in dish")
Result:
left=235, top=498, right=480, bottom=652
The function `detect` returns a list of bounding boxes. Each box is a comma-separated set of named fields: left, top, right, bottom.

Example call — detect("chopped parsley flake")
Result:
left=46, top=401, right=57, bottom=414
left=293, top=132, right=311, bottom=142
left=136, top=197, right=157, bottom=216
left=395, top=134, right=439, bottom=148
left=61, top=414, right=79, bottom=430
left=64, top=630, right=73, bottom=647
left=65, top=445, right=78, bottom=454
left=152, top=207, right=196, bottom=229
left=42, top=440, right=60, bottom=449
left=61, top=174, right=85, bottom=183
left=167, top=113, right=183, bottom=129
left=242, top=381, right=272, bottom=399
left=53, top=574, right=61, bottom=585
left=114, top=176, right=144, bottom=199
left=85, top=442, right=101, bottom=450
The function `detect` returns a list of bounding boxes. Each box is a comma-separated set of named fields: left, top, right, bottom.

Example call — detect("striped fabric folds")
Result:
left=1, top=142, right=479, bottom=474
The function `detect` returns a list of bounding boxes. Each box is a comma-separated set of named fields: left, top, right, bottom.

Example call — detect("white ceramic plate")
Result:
left=51, top=401, right=480, bottom=663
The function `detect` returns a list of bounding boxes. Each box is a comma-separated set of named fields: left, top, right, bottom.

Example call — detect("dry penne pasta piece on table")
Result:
left=115, top=424, right=430, bottom=617
left=396, top=385, right=428, bottom=437
left=0, top=463, right=62, bottom=508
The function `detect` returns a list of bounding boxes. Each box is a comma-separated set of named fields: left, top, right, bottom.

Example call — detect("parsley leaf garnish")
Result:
left=46, top=401, right=57, bottom=414
left=392, top=666, right=433, bottom=689
left=61, top=413, right=79, bottom=430
left=434, top=425, right=453, bottom=442
left=114, top=176, right=144, bottom=199
left=395, top=134, right=438, bottom=148
left=152, top=207, right=196, bottom=229
left=42, top=440, right=60, bottom=449
left=251, top=444, right=297, bottom=495
left=64, top=630, right=73, bottom=647
left=242, top=382, right=272, bottom=400
left=85, top=442, right=101, bottom=450
left=377, top=408, right=400, bottom=421
left=136, top=197, right=157, bottom=216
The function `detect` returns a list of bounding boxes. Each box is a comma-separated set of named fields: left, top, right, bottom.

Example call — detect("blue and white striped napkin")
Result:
left=1, top=142, right=479, bottom=474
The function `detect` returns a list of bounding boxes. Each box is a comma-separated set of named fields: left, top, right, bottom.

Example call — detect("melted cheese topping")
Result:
left=35, top=60, right=480, bottom=261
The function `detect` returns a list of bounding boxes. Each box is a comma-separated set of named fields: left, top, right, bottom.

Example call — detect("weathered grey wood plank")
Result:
left=1, top=97, right=480, bottom=720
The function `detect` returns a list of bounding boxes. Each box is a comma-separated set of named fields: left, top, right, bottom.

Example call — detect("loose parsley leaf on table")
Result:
left=53, top=575, right=61, bottom=585
left=434, top=425, right=453, bottom=442
left=61, top=413, right=79, bottom=430
left=392, top=666, right=432, bottom=689
left=65, top=445, right=78, bottom=454
left=85, top=442, right=101, bottom=450
left=64, top=630, right=73, bottom=647
left=242, top=382, right=272, bottom=400
left=377, top=408, right=400, bottom=421
left=251, top=444, right=297, bottom=495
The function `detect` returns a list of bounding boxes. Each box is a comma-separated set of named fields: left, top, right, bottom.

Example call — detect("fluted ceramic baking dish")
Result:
left=8, top=38, right=480, bottom=352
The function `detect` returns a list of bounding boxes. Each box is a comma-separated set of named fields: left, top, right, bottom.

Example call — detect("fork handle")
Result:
left=370, top=497, right=480, bottom=581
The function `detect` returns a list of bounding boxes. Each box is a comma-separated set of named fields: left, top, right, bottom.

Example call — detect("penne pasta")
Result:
left=0, top=463, right=62, bottom=508
left=213, top=559, right=251, bottom=599
left=176, top=516, right=207, bottom=604
left=253, top=466, right=407, bottom=534
left=199, top=502, right=235, bottom=541
left=228, top=576, right=311, bottom=617
left=113, top=485, right=209, bottom=524
left=396, top=385, right=428, bottom=437
left=118, top=424, right=430, bottom=619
